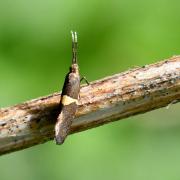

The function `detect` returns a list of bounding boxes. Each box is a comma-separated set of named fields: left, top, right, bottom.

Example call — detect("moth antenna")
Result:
left=71, top=31, right=77, bottom=64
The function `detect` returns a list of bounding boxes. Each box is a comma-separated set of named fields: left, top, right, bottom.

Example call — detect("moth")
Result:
left=55, top=31, right=87, bottom=144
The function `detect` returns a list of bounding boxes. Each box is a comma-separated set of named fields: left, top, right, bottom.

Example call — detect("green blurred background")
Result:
left=0, top=0, right=180, bottom=179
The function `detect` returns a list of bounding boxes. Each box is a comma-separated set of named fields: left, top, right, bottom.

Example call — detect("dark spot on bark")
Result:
left=10, top=118, right=16, bottom=123
left=29, top=124, right=33, bottom=129
left=1, top=122, right=7, bottom=126
left=36, top=119, right=41, bottom=123
left=149, top=83, right=156, bottom=88
left=142, top=95, right=146, bottom=99
left=9, top=128, right=13, bottom=133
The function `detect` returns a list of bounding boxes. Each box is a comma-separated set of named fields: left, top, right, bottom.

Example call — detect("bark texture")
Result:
left=0, top=56, right=180, bottom=155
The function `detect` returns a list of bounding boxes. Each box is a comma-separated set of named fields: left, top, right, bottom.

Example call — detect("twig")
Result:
left=0, top=56, right=180, bottom=155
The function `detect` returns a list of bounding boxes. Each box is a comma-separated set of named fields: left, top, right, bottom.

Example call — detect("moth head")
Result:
left=70, top=63, right=79, bottom=73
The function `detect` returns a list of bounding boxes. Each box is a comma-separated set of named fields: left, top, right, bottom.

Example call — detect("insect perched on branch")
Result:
left=55, top=31, right=86, bottom=144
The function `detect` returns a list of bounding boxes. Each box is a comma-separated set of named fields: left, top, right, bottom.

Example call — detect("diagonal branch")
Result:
left=0, top=56, right=180, bottom=155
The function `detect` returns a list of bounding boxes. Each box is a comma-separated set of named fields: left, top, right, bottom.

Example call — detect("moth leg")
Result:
left=79, top=77, right=90, bottom=103
left=80, top=76, right=89, bottom=85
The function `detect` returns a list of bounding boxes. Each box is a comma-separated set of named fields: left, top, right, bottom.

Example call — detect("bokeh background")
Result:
left=0, top=0, right=180, bottom=179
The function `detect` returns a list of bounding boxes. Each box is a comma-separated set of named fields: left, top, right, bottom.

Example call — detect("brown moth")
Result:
left=55, top=31, right=80, bottom=144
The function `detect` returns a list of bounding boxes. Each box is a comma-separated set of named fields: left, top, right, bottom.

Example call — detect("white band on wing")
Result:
left=61, top=95, right=78, bottom=105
